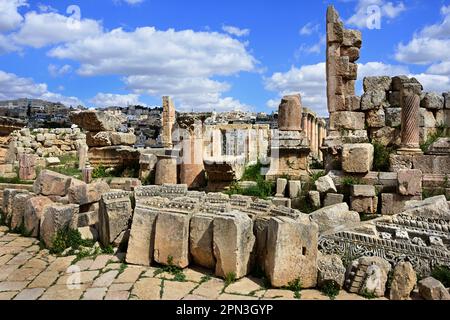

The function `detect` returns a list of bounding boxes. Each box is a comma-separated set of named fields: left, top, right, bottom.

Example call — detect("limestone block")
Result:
left=288, top=180, right=301, bottom=199
left=421, top=92, right=444, bottom=110
left=341, top=47, right=360, bottom=63
left=310, top=203, right=360, bottom=233
left=381, top=193, right=420, bottom=215
left=315, top=175, right=337, bottom=194
left=323, top=193, right=344, bottom=207
left=343, top=29, right=362, bottom=48
left=10, top=193, right=34, bottom=230
left=78, top=226, right=98, bottom=242
left=33, top=170, right=73, bottom=197
left=444, top=92, right=450, bottom=109
left=154, top=210, right=192, bottom=268
left=275, top=178, right=288, bottom=197
left=350, top=196, right=378, bottom=214
left=98, top=192, right=133, bottom=246
left=253, top=216, right=270, bottom=272
left=69, top=110, right=122, bottom=132
left=342, top=143, right=374, bottom=173
left=265, top=216, right=318, bottom=288
left=363, top=76, right=392, bottom=92
left=213, top=211, right=255, bottom=279
left=420, top=108, right=436, bottom=127
left=327, top=21, right=344, bottom=43
left=403, top=195, right=450, bottom=220
left=388, top=91, right=400, bottom=107
left=189, top=213, right=216, bottom=270
left=329, top=112, right=365, bottom=130
left=435, top=109, right=450, bottom=127
left=370, top=127, right=400, bottom=147
left=126, top=205, right=159, bottom=266
left=68, top=181, right=110, bottom=205
left=389, top=154, right=413, bottom=171
left=45, top=157, right=60, bottom=166
left=351, top=185, right=376, bottom=197
left=343, top=95, right=360, bottom=111
left=2, top=189, right=29, bottom=220
left=418, top=277, right=450, bottom=300
left=76, top=210, right=99, bottom=228
left=389, top=262, right=417, bottom=300
left=308, top=191, right=321, bottom=209
left=366, top=108, right=385, bottom=128
left=412, top=155, right=450, bottom=174
left=40, top=204, right=79, bottom=248
left=24, top=196, right=54, bottom=237
left=86, top=131, right=136, bottom=147
left=317, top=253, right=346, bottom=289
left=361, top=91, right=387, bottom=111
left=398, top=169, right=422, bottom=196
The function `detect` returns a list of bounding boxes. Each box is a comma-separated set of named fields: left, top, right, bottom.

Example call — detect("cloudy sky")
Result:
left=0, top=0, right=449, bottom=116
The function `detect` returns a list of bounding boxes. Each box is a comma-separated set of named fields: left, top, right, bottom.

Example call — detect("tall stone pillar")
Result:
left=161, top=96, right=175, bottom=149
left=278, top=94, right=302, bottom=131
left=18, top=153, right=36, bottom=180
left=179, top=121, right=206, bottom=189
left=397, top=82, right=423, bottom=155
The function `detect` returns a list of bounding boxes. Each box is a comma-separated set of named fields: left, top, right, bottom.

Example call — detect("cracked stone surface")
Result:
left=0, top=228, right=380, bottom=300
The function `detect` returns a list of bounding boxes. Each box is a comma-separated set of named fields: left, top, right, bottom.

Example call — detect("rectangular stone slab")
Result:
left=189, top=213, right=216, bottom=270
left=126, top=205, right=159, bottom=266
left=154, top=210, right=192, bottom=268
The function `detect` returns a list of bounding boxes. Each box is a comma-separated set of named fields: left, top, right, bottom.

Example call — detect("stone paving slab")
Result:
left=0, top=230, right=383, bottom=301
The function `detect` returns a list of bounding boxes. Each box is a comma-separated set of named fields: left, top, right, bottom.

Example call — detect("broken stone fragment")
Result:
left=418, top=277, right=450, bottom=300
left=397, top=169, right=422, bottom=196
left=315, top=175, right=337, bottom=194
left=403, top=195, right=450, bottom=220
left=24, top=196, right=54, bottom=237
left=317, top=253, right=346, bottom=289
left=421, top=92, right=444, bottom=110
left=310, top=203, right=360, bottom=234
left=342, top=143, right=374, bottom=174
left=68, top=181, right=110, bottom=205
left=98, top=191, right=133, bottom=246
left=40, top=203, right=79, bottom=249
left=69, top=110, right=123, bottom=132
left=389, top=262, right=417, bottom=300
left=33, top=170, right=73, bottom=197
left=363, top=76, right=392, bottom=93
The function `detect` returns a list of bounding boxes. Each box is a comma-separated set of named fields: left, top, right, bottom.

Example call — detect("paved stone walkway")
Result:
left=0, top=226, right=388, bottom=301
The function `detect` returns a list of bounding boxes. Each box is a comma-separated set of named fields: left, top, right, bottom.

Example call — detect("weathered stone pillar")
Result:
left=278, top=94, right=302, bottom=131
left=155, top=155, right=177, bottom=185
left=161, top=96, right=175, bottom=148
left=302, top=114, right=308, bottom=134
left=397, top=82, right=423, bottom=155
left=179, top=121, right=205, bottom=189
left=19, top=153, right=36, bottom=180
left=77, top=143, right=88, bottom=170
left=82, top=162, right=93, bottom=184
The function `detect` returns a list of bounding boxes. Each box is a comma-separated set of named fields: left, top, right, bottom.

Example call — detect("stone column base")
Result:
left=396, top=147, right=423, bottom=156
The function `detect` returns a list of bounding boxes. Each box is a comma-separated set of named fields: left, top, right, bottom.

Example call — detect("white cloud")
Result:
left=0, top=34, right=20, bottom=54
left=0, top=0, right=27, bottom=32
left=12, top=11, right=103, bottom=48
left=295, top=35, right=326, bottom=56
left=358, top=61, right=409, bottom=78
left=37, top=4, right=57, bottom=13
left=410, top=73, right=450, bottom=93
left=299, top=23, right=319, bottom=36
left=90, top=93, right=143, bottom=108
left=121, top=0, right=145, bottom=4
left=264, top=62, right=328, bottom=116
left=347, top=0, right=406, bottom=29
left=0, top=70, right=82, bottom=106
left=48, top=64, right=72, bottom=77
left=222, top=25, right=250, bottom=37
left=396, top=5, right=450, bottom=70
left=48, top=26, right=256, bottom=111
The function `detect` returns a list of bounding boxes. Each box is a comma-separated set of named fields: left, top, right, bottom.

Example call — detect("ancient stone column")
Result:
left=302, top=114, right=308, bottom=134
left=397, top=83, right=423, bottom=155
left=82, top=162, right=93, bottom=184
left=19, top=153, right=36, bottom=180
left=179, top=121, right=205, bottom=189
left=155, top=155, right=177, bottom=185
left=77, top=143, right=88, bottom=170
left=278, top=94, right=302, bottom=131
left=161, top=96, right=175, bottom=149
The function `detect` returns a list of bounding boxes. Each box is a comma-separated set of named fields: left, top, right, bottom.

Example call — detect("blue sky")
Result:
left=0, top=0, right=449, bottom=116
